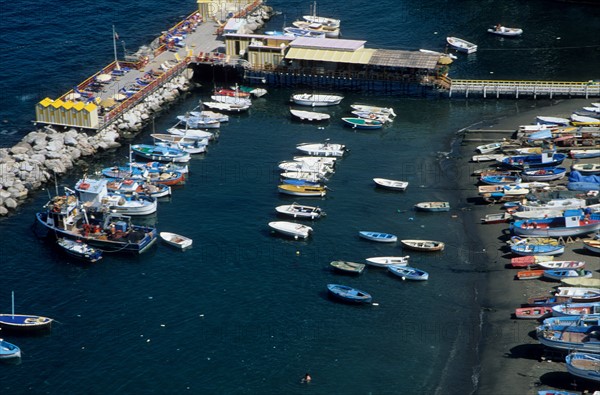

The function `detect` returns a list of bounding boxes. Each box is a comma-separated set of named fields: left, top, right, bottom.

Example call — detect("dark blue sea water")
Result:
left=1, top=1, right=599, bottom=394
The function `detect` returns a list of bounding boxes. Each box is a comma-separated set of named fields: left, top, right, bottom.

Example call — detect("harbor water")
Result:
left=1, top=0, right=599, bottom=393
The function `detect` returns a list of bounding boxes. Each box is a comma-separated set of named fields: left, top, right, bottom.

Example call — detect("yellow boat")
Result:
left=277, top=184, right=326, bottom=197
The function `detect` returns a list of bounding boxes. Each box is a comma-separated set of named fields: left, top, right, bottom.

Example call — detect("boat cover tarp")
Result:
left=568, top=171, right=600, bottom=184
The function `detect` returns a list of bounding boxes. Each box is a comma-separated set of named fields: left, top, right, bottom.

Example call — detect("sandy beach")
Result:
left=450, top=98, right=600, bottom=395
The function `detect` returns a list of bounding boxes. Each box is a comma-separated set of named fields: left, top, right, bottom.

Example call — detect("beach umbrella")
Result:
left=113, top=93, right=127, bottom=102
left=96, top=73, right=112, bottom=83
left=100, top=98, right=116, bottom=108
left=438, top=56, right=453, bottom=65
left=65, top=92, right=81, bottom=101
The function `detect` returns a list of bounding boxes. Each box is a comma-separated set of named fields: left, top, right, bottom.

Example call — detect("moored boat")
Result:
left=414, top=202, right=450, bottom=212
left=291, top=93, right=343, bottom=107
left=268, top=221, right=313, bottom=239
left=350, top=104, right=396, bottom=118
left=0, top=339, right=21, bottom=360
left=388, top=265, right=429, bottom=281
left=400, top=239, right=445, bottom=252
left=131, top=144, right=190, bottom=163
left=56, top=238, right=103, bottom=263
left=373, top=178, right=409, bottom=191
left=275, top=203, right=325, bottom=219
left=341, top=117, right=384, bottom=129
left=277, top=184, right=327, bottom=197
left=159, top=232, right=193, bottom=250
left=327, top=284, right=372, bottom=304
left=487, top=25, right=523, bottom=36
left=358, top=231, right=397, bottom=243
left=296, top=141, right=346, bottom=157
left=290, top=108, right=330, bottom=121
left=446, top=36, right=477, bottom=53
left=329, top=260, right=366, bottom=274
left=0, top=292, right=53, bottom=333
left=365, top=256, right=410, bottom=268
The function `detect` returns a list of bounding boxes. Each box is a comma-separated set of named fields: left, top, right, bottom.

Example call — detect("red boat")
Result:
left=147, top=171, right=185, bottom=186
left=516, top=269, right=545, bottom=280
left=510, top=256, right=553, bottom=268
left=514, top=306, right=552, bottom=319
left=214, top=88, right=251, bottom=98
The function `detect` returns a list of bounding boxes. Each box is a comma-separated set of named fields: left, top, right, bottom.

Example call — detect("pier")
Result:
left=447, top=79, right=600, bottom=99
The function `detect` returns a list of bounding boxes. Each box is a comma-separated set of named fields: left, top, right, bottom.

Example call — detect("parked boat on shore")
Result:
left=511, top=210, right=600, bottom=237
left=514, top=306, right=552, bottom=319
left=565, top=353, right=600, bottom=383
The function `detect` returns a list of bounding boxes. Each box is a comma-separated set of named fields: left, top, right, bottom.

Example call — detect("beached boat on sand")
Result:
left=582, top=238, right=600, bottom=255
left=554, top=287, right=600, bottom=303
left=516, top=269, right=545, bottom=280
left=511, top=243, right=564, bottom=256
left=536, top=261, right=586, bottom=270
left=543, top=269, right=593, bottom=282
left=565, top=352, right=600, bottom=383
left=514, top=306, right=552, bottom=319
left=511, top=210, right=600, bottom=237
left=481, top=212, right=512, bottom=224
left=536, top=321, right=600, bottom=352
left=552, top=302, right=600, bottom=317
left=476, top=142, right=503, bottom=154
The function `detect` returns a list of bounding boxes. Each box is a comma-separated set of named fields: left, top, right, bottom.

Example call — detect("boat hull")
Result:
left=358, top=231, right=397, bottom=243
left=0, top=314, right=53, bottom=333
left=566, top=353, right=600, bottom=382
left=327, top=284, right=372, bottom=303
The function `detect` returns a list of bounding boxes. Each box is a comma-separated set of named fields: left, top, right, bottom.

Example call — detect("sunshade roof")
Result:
left=286, top=47, right=375, bottom=64
left=369, top=50, right=440, bottom=69
left=290, top=37, right=366, bottom=51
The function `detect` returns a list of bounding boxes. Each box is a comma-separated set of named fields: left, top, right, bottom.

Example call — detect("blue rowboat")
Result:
left=537, top=390, right=579, bottom=395
left=499, top=152, right=567, bottom=169
left=511, top=243, right=564, bottom=256
left=414, top=202, right=450, bottom=212
left=521, top=167, right=567, bottom=182
left=542, top=269, right=593, bottom=282
left=388, top=265, right=429, bottom=281
left=0, top=339, right=21, bottom=359
left=327, top=284, right=372, bottom=304
left=565, top=353, right=600, bottom=383
left=551, top=302, right=600, bottom=317
left=358, top=231, right=397, bottom=243
left=479, top=175, right=522, bottom=185
left=537, top=323, right=600, bottom=352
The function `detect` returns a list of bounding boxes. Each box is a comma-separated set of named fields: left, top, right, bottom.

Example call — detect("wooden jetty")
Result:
left=448, top=79, right=600, bottom=99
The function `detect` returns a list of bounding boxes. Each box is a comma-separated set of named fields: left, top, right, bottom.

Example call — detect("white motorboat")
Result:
left=373, top=178, right=409, bottom=191
left=268, top=221, right=313, bottom=239
left=159, top=232, right=193, bottom=249
left=350, top=104, right=396, bottom=118
left=202, top=101, right=251, bottom=112
left=302, top=15, right=340, bottom=27
left=487, top=25, right=523, bottom=37
left=189, top=110, right=229, bottom=122
left=155, top=140, right=208, bottom=155
left=151, top=133, right=209, bottom=145
left=280, top=172, right=327, bottom=183
left=291, top=93, right=343, bottom=107
left=446, top=37, right=477, bottom=54
left=167, top=128, right=215, bottom=140
left=176, top=115, right=221, bottom=129
left=476, top=142, right=503, bottom=154
left=296, top=141, right=346, bottom=157
left=365, top=256, right=410, bottom=268
left=75, top=178, right=157, bottom=216
left=209, top=95, right=252, bottom=106
left=290, top=108, right=331, bottom=121
left=419, top=49, right=457, bottom=60
left=292, top=156, right=337, bottom=166
left=275, top=203, right=325, bottom=219
left=278, top=161, right=333, bottom=175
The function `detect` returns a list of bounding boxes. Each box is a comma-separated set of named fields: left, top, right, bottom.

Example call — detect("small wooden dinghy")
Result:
left=446, top=36, right=477, bottom=53
left=565, top=353, right=600, bottom=383
left=510, top=255, right=553, bottom=268
left=358, top=231, right=397, bottom=243
left=330, top=260, right=366, bottom=274
left=543, top=269, right=593, bottom=282
left=159, top=232, right=193, bottom=249
left=552, top=302, right=600, bottom=317
left=327, top=284, right=372, bottom=304
left=511, top=243, right=565, bottom=256
left=481, top=212, right=512, bottom=224
left=582, top=238, right=600, bottom=255
left=514, top=306, right=552, bottom=319
left=400, top=239, right=445, bottom=252
left=476, top=142, right=503, bottom=154
left=365, top=256, right=410, bottom=267
left=341, top=117, right=384, bottom=129
left=277, top=184, right=327, bottom=197
left=536, top=261, right=586, bottom=270
left=373, top=178, right=408, bottom=191
left=414, top=202, right=450, bottom=212
left=487, top=25, right=523, bottom=37
left=388, top=265, right=429, bottom=281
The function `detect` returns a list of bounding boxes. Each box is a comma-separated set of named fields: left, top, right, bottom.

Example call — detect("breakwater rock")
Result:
left=0, top=69, right=195, bottom=216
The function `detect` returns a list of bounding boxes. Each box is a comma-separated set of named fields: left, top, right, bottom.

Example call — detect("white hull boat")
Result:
left=373, top=178, right=408, bottom=191
left=350, top=104, right=396, bottom=118
left=159, top=232, right=192, bottom=249
left=296, top=142, right=346, bottom=157
left=268, top=221, right=313, bottom=239
left=167, top=128, right=215, bottom=140
left=291, top=93, right=343, bottom=107
left=189, top=110, right=229, bottom=122
left=290, top=108, right=330, bottom=121
left=365, top=256, right=410, bottom=268
left=487, top=25, right=523, bottom=37
left=202, top=101, right=250, bottom=112
left=280, top=171, right=327, bottom=183
left=275, top=203, right=325, bottom=219
left=535, top=116, right=570, bottom=126
left=476, top=142, right=503, bottom=154
left=210, top=95, right=252, bottom=106
left=446, top=37, right=477, bottom=53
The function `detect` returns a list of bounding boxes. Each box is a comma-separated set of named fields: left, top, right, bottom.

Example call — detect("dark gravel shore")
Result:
left=450, top=98, right=600, bottom=395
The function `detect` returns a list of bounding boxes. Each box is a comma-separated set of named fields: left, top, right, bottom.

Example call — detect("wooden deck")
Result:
left=448, top=79, right=600, bottom=99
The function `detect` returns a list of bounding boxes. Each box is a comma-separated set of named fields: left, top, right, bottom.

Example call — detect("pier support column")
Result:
left=483, top=86, right=486, bottom=98
left=515, top=85, right=519, bottom=99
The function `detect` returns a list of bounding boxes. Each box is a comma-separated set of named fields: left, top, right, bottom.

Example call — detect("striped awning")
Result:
left=285, top=47, right=376, bottom=64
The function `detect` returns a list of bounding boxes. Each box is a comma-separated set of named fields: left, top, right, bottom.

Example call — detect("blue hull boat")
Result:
left=511, top=243, right=564, bottom=256
left=0, top=339, right=21, bottom=359
left=327, top=284, right=372, bottom=304
left=536, top=323, right=600, bottom=352
left=358, top=231, right=397, bottom=243
left=542, top=269, right=593, bottom=282
left=499, top=152, right=567, bottom=169
left=565, top=352, right=600, bottom=383
left=388, top=265, right=429, bottom=281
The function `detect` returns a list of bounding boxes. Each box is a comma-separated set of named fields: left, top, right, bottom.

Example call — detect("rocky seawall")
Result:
left=0, top=71, right=196, bottom=216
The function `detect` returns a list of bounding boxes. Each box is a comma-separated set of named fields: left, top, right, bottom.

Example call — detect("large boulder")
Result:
left=10, top=142, right=32, bottom=155
left=3, top=197, right=17, bottom=209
